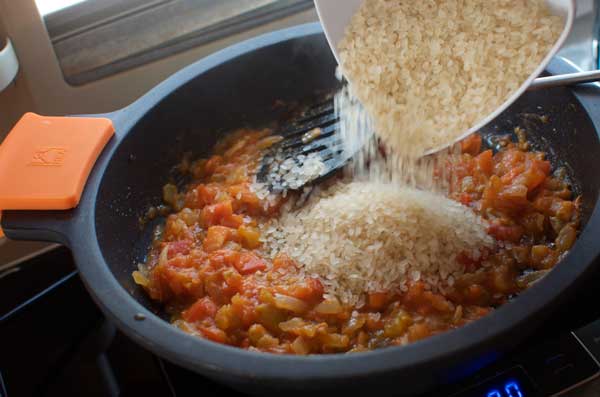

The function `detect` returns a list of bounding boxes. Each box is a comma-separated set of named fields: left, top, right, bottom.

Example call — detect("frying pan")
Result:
left=1, top=23, right=600, bottom=396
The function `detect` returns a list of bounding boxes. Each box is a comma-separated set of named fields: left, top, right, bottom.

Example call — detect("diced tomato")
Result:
left=205, top=250, right=237, bottom=271
left=461, top=134, right=482, bottom=156
left=280, top=278, right=324, bottom=303
left=221, top=213, right=244, bottom=229
left=229, top=185, right=250, bottom=210
left=474, top=150, right=493, bottom=175
left=367, top=292, right=389, bottom=311
left=199, top=326, right=228, bottom=343
left=183, top=297, right=217, bottom=322
left=227, top=184, right=244, bottom=198
left=272, top=253, right=295, bottom=270
left=404, top=283, right=429, bottom=315
left=152, top=260, right=202, bottom=297
left=497, top=184, right=529, bottom=211
left=404, top=281, right=425, bottom=300
left=532, top=195, right=552, bottom=212
left=204, top=155, right=223, bottom=175
left=203, top=271, right=233, bottom=304
left=203, top=226, right=235, bottom=252
left=493, top=149, right=524, bottom=176
left=424, top=292, right=452, bottom=313
left=228, top=183, right=263, bottom=215
left=196, top=185, right=219, bottom=206
left=521, top=160, right=550, bottom=191
left=459, top=192, right=472, bottom=205
left=456, top=251, right=481, bottom=272
left=501, top=184, right=528, bottom=200
left=238, top=225, right=261, bottom=249
left=488, top=222, right=524, bottom=242
left=407, top=323, right=431, bottom=342
left=481, top=175, right=501, bottom=210
left=168, top=255, right=194, bottom=269
left=202, top=200, right=234, bottom=226
left=234, top=252, right=267, bottom=275
left=167, top=240, right=192, bottom=259
left=230, top=294, right=258, bottom=326
left=223, top=269, right=243, bottom=292
left=464, top=284, right=485, bottom=303
left=404, top=282, right=452, bottom=315
left=500, top=164, right=525, bottom=184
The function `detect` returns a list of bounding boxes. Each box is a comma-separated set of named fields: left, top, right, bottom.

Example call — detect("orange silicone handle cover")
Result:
left=0, top=113, right=114, bottom=210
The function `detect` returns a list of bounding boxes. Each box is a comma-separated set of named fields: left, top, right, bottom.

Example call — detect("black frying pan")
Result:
left=2, top=23, right=600, bottom=396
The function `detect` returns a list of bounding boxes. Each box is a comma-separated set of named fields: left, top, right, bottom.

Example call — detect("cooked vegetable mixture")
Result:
left=133, top=129, right=580, bottom=354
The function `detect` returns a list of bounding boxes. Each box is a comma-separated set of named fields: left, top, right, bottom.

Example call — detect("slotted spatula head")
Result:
left=256, top=98, right=362, bottom=192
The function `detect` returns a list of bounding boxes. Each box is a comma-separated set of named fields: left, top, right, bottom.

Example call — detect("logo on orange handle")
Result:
left=29, top=147, right=67, bottom=166
left=0, top=113, right=114, bottom=210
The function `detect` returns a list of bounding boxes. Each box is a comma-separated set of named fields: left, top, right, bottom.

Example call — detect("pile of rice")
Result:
left=337, top=0, right=564, bottom=156
left=254, top=0, right=563, bottom=305
left=260, top=181, right=494, bottom=306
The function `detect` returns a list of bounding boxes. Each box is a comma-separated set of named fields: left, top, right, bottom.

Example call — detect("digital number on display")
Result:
left=486, top=381, right=524, bottom=397
left=452, top=367, right=535, bottom=397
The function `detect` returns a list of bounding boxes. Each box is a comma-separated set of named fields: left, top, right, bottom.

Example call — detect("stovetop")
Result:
left=1, top=247, right=599, bottom=397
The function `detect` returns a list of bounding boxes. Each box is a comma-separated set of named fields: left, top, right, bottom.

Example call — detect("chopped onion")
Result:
left=314, top=298, right=343, bottom=314
left=342, top=314, right=367, bottom=335
left=132, top=271, right=149, bottom=287
left=279, top=317, right=320, bottom=338
left=273, top=293, right=308, bottom=314
left=318, top=333, right=349, bottom=349
left=291, top=336, right=311, bottom=355
left=158, top=245, right=169, bottom=267
left=162, top=184, right=178, bottom=207
left=516, top=270, right=549, bottom=288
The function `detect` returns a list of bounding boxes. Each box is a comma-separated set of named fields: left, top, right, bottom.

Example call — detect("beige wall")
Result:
left=0, top=0, right=317, bottom=136
left=0, top=72, right=35, bottom=138
left=0, top=6, right=36, bottom=135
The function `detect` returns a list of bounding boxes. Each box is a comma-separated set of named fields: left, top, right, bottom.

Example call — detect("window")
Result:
left=39, top=0, right=314, bottom=85
left=35, top=0, right=89, bottom=16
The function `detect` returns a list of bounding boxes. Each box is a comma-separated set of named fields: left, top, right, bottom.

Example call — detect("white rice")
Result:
left=337, top=0, right=564, bottom=157
left=260, top=181, right=494, bottom=306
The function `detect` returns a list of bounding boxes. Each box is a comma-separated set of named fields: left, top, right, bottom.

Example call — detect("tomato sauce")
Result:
left=133, top=129, right=580, bottom=354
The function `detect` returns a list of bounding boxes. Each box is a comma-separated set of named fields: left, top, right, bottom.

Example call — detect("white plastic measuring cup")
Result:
left=314, top=0, right=576, bottom=154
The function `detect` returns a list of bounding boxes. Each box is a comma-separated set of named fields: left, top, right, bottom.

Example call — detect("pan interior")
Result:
left=95, top=34, right=600, bottom=318
left=94, top=33, right=339, bottom=309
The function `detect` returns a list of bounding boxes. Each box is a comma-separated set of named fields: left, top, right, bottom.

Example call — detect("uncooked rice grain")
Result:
left=337, top=0, right=563, bottom=156
left=260, top=181, right=494, bottom=306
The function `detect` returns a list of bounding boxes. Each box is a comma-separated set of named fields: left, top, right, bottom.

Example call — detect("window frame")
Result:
left=42, top=0, right=314, bottom=85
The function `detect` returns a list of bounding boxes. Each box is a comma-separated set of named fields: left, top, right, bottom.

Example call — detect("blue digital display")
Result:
left=486, top=380, right=524, bottom=397
left=451, top=367, right=534, bottom=397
